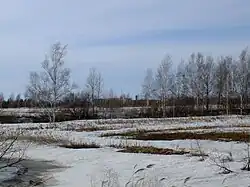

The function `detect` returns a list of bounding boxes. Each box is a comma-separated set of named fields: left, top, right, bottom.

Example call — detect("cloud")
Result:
left=1, top=0, right=250, bottom=42
left=0, top=0, right=250, bottom=97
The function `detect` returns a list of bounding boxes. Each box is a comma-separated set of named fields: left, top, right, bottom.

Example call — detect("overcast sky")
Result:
left=1, top=0, right=250, bottom=98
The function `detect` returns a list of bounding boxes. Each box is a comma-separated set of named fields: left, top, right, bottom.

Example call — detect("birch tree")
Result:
left=180, top=63, right=191, bottom=98
left=238, top=48, right=250, bottom=108
left=154, top=55, right=172, bottom=117
left=86, top=67, right=104, bottom=115
left=195, top=52, right=206, bottom=111
left=16, top=93, right=21, bottom=108
left=232, top=48, right=250, bottom=113
left=214, top=56, right=233, bottom=114
left=203, top=55, right=215, bottom=111
left=108, top=88, right=115, bottom=118
left=26, top=42, right=76, bottom=122
left=168, top=60, right=188, bottom=117
left=224, top=56, right=234, bottom=115
left=141, top=68, right=155, bottom=106
left=214, top=56, right=227, bottom=109
left=185, top=53, right=201, bottom=109
left=229, top=60, right=242, bottom=114
left=169, top=60, right=186, bottom=98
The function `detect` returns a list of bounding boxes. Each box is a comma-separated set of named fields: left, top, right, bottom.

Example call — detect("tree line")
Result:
left=142, top=48, right=250, bottom=117
left=1, top=42, right=250, bottom=121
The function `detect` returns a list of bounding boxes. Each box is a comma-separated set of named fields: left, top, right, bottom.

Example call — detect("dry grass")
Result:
left=102, top=129, right=250, bottom=142
left=59, top=141, right=101, bottom=149
left=169, top=125, right=221, bottom=131
left=26, top=135, right=101, bottom=149
left=100, top=129, right=161, bottom=137
left=75, top=126, right=120, bottom=132
left=91, top=163, right=191, bottom=187
left=107, top=140, right=196, bottom=156
left=100, top=123, right=250, bottom=139
left=76, top=126, right=111, bottom=132
left=16, top=135, right=65, bottom=145
left=117, top=146, right=190, bottom=155
left=1, top=131, right=101, bottom=149
left=99, top=126, right=223, bottom=138
left=132, top=131, right=250, bottom=142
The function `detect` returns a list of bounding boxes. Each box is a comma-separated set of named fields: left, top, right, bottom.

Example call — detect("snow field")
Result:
left=2, top=115, right=250, bottom=186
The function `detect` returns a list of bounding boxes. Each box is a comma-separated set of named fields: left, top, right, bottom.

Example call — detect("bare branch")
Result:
left=26, top=42, right=76, bottom=123
left=86, top=67, right=104, bottom=116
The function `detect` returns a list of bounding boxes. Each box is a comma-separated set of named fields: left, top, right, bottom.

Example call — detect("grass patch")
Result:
left=169, top=125, right=221, bottom=131
left=59, top=141, right=101, bottom=149
left=129, top=131, right=250, bottom=142
left=100, top=129, right=161, bottom=137
left=117, top=146, right=190, bottom=155
left=2, top=132, right=102, bottom=149
left=102, top=129, right=250, bottom=142
left=107, top=140, right=193, bottom=156
left=75, top=125, right=135, bottom=132
left=22, top=135, right=101, bottom=149
left=6, top=134, right=64, bottom=145
left=100, top=123, right=250, bottom=138
left=76, top=126, right=114, bottom=132
left=100, top=126, right=223, bottom=138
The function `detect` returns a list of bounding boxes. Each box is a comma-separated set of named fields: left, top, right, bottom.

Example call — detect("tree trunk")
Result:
left=52, top=109, right=56, bottom=123
left=206, top=87, right=209, bottom=111
left=218, top=93, right=221, bottom=110
left=92, top=93, right=95, bottom=116
left=240, top=95, right=243, bottom=115
left=172, top=98, right=175, bottom=118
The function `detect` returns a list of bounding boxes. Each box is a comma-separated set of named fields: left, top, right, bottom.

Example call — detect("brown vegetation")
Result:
left=100, top=126, right=221, bottom=138
left=100, top=129, right=161, bottom=137
left=117, top=146, right=189, bottom=155
left=102, top=130, right=250, bottom=142
left=134, top=131, right=250, bottom=142
left=76, top=126, right=123, bottom=132
left=9, top=134, right=101, bottom=149
left=59, top=141, right=101, bottom=149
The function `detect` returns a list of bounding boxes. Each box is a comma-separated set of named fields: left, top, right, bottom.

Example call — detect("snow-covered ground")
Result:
left=26, top=145, right=250, bottom=187
left=2, top=115, right=250, bottom=186
left=0, top=108, right=44, bottom=117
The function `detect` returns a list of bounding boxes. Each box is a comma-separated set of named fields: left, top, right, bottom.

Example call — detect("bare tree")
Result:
left=179, top=53, right=215, bottom=112
left=154, top=55, right=172, bottom=117
left=215, top=55, right=235, bottom=113
left=195, top=53, right=206, bottom=112
left=0, top=129, right=31, bottom=186
left=26, top=42, right=76, bottom=123
left=86, top=67, right=104, bottom=116
left=141, top=68, right=155, bottom=106
left=203, top=55, right=215, bottom=111
left=185, top=53, right=203, bottom=110
left=0, top=131, right=25, bottom=169
left=233, top=48, right=250, bottom=114
left=180, top=62, right=191, bottom=98
left=107, top=89, right=115, bottom=118
left=65, top=91, right=91, bottom=120
left=168, top=60, right=188, bottom=117
left=214, top=56, right=227, bottom=110
left=174, top=60, right=186, bottom=98
left=108, top=88, right=115, bottom=99
left=16, top=93, right=22, bottom=108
